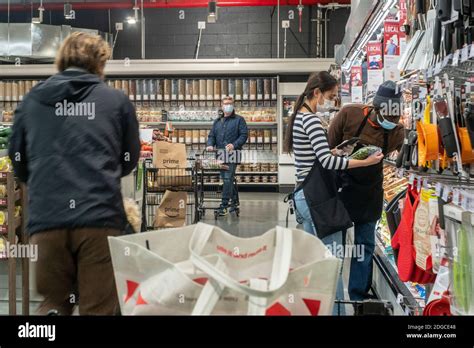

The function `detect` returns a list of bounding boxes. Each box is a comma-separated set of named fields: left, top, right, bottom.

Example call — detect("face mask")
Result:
left=377, top=113, right=398, bottom=130
left=223, top=105, right=234, bottom=114
left=317, top=96, right=334, bottom=112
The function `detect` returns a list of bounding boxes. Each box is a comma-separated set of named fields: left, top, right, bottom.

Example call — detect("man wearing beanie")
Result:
left=328, top=81, right=404, bottom=301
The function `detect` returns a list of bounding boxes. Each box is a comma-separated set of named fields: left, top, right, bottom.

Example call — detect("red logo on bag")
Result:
left=124, top=280, right=139, bottom=303
left=266, top=302, right=291, bottom=316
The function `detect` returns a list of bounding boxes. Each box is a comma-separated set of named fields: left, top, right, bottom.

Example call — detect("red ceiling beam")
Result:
left=1, top=0, right=350, bottom=11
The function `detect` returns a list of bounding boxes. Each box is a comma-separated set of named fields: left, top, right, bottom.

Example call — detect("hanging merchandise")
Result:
left=391, top=184, right=436, bottom=284
left=350, top=66, right=363, bottom=103
left=413, top=188, right=436, bottom=272
left=423, top=259, right=452, bottom=315
left=417, top=96, right=440, bottom=166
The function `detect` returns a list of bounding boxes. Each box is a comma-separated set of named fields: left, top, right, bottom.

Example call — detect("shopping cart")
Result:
left=196, top=149, right=240, bottom=220
left=141, top=159, right=199, bottom=230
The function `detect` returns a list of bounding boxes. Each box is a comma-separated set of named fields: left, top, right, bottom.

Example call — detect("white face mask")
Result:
left=318, top=96, right=335, bottom=112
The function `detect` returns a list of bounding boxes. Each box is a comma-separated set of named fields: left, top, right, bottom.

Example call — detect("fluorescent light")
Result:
left=126, top=16, right=137, bottom=24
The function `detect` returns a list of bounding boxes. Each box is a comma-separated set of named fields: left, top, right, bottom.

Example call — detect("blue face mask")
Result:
left=377, top=113, right=397, bottom=130
left=223, top=105, right=234, bottom=114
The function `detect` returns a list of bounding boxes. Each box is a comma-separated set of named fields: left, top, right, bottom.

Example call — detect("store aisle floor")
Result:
left=201, top=192, right=298, bottom=236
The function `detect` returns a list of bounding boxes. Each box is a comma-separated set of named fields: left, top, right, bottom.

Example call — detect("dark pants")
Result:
left=30, top=227, right=121, bottom=315
left=348, top=221, right=377, bottom=301
left=220, top=163, right=238, bottom=208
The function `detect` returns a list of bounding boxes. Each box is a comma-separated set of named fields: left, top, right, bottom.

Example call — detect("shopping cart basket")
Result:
left=142, top=159, right=199, bottom=230
left=334, top=299, right=394, bottom=316
left=195, top=149, right=240, bottom=220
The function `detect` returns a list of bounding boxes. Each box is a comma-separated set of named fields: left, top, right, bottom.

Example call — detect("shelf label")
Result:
left=453, top=50, right=460, bottom=66
left=178, top=94, right=184, bottom=100
left=257, top=137, right=263, bottom=143
left=186, top=94, right=191, bottom=100
left=200, top=137, right=205, bottom=143
left=442, top=185, right=450, bottom=202
left=257, top=94, right=263, bottom=100
left=272, top=93, right=277, bottom=100
left=461, top=193, right=469, bottom=211
left=243, top=94, right=249, bottom=100
left=199, top=94, right=206, bottom=100
left=143, top=95, right=149, bottom=101
left=265, top=137, right=270, bottom=143
left=264, top=94, right=270, bottom=100
left=272, top=136, right=277, bottom=143
left=214, top=94, right=220, bottom=100
left=461, top=45, right=469, bottom=63
left=150, top=94, right=156, bottom=100
left=171, top=94, right=177, bottom=100
left=453, top=189, right=461, bottom=206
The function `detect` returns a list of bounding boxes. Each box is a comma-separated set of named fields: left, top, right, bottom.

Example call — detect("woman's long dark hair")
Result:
left=283, top=71, right=338, bottom=153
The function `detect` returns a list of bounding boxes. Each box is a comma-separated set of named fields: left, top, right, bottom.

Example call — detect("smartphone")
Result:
left=336, top=137, right=360, bottom=150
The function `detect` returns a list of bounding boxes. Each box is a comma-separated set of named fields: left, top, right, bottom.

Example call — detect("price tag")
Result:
left=461, top=194, right=469, bottom=211
left=264, top=94, right=270, bottom=100
left=461, top=45, right=469, bottom=63
left=178, top=94, right=184, bottom=100
left=172, top=94, right=177, bottom=100
left=186, top=94, right=191, bottom=100
left=442, top=185, right=450, bottom=202
left=409, top=173, right=415, bottom=185
left=207, top=94, right=213, bottom=100
left=453, top=189, right=461, bottom=206
left=272, top=93, right=277, bottom=100
left=150, top=94, right=156, bottom=100
left=453, top=50, right=460, bottom=66
left=435, top=182, right=443, bottom=197
left=443, top=55, right=451, bottom=68
left=136, top=95, right=142, bottom=101
left=157, top=94, right=163, bottom=101
left=257, top=94, right=263, bottom=100
left=143, top=94, right=149, bottom=101
left=243, top=94, right=249, bottom=100
left=257, top=137, right=263, bottom=143
left=426, top=66, right=433, bottom=78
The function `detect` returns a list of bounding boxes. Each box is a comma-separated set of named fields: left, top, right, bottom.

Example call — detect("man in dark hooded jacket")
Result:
left=8, top=32, right=140, bottom=315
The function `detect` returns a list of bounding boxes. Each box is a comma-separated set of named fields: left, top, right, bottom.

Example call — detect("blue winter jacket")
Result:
left=207, top=112, right=248, bottom=150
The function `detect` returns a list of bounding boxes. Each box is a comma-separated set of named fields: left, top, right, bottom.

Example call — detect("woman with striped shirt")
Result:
left=284, top=72, right=383, bottom=314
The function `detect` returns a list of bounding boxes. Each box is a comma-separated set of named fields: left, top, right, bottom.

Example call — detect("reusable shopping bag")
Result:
left=108, top=222, right=341, bottom=315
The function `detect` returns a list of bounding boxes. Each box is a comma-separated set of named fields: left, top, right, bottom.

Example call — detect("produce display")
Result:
left=350, top=146, right=382, bottom=160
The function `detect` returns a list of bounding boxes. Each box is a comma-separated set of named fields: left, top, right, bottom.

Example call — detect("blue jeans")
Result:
left=293, top=189, right=346, bottom=315
left=348, top=221, right=377, bottom=301
left=220, top=163, right=238, bottom=208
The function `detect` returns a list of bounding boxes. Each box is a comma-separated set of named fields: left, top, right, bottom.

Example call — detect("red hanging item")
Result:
left=391, top=184, right=436, bottom=284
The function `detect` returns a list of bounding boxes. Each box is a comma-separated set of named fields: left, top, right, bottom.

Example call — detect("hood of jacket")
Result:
left=31, top=69, right=102, bottom=106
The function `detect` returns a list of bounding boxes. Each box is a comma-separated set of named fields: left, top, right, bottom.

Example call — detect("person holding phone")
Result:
left=327, top=80, right=405, bottom=301
left=283, top=71, right=383, bottom=314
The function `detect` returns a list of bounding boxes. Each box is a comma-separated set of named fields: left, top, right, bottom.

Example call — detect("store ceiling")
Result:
left=3, top=0, right=351, bottom=10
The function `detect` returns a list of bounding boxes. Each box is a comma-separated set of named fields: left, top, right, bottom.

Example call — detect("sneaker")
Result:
left=229, top=203, right=240, bottom=212
left=217, top=207, right=228, bottom=216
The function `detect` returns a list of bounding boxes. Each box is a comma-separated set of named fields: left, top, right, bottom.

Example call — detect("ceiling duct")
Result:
left=0, top=23, right=110, bottom=63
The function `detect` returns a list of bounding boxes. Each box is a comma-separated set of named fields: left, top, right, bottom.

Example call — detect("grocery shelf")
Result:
left=0, top=216, right=21, bottom=234
left=0, top=190, right=21, bottom=206
left=139, top=121, right=277, bottom=127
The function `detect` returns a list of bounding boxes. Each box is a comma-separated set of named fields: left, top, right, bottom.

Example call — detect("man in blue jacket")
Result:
left=207, top=96, right=248, bottom=216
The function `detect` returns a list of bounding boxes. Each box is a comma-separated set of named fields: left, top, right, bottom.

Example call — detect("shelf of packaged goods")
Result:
left=200, top=182, right=277, bottom=186
left=0, top=215, right=21, bottom=234
left=0, top=190, right=21, bottom=206
left=139, top=121, right=277, bottom=127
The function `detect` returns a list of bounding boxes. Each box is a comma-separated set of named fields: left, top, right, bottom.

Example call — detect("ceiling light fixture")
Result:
left=207, top=0, right=218, bottom=23
left=32, top=0, right=44, bottom=24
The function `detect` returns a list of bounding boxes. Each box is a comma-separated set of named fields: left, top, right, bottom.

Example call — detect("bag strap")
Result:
left=189, top=223, right=293, bottom=298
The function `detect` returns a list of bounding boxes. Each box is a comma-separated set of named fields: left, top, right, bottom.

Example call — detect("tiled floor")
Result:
left=0, top=192, right=353, bottom=315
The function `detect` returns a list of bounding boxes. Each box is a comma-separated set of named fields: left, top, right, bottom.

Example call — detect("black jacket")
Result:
left=8, top=69, right=140, bottom=235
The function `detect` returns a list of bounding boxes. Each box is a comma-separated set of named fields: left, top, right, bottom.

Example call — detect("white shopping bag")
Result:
left=108, top=222, right=341, bottom=315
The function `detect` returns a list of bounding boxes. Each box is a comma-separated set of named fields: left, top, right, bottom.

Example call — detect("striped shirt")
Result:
left=293, top=111, right=349, bottom=182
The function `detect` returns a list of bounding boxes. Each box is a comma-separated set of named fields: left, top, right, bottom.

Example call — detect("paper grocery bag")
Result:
left=154, top=190, right=187, bottom=228
left=153, top=141, right=187, bottom=169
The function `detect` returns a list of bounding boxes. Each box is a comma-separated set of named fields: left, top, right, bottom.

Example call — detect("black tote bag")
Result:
left=299, top=159, right=353, bottom=239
